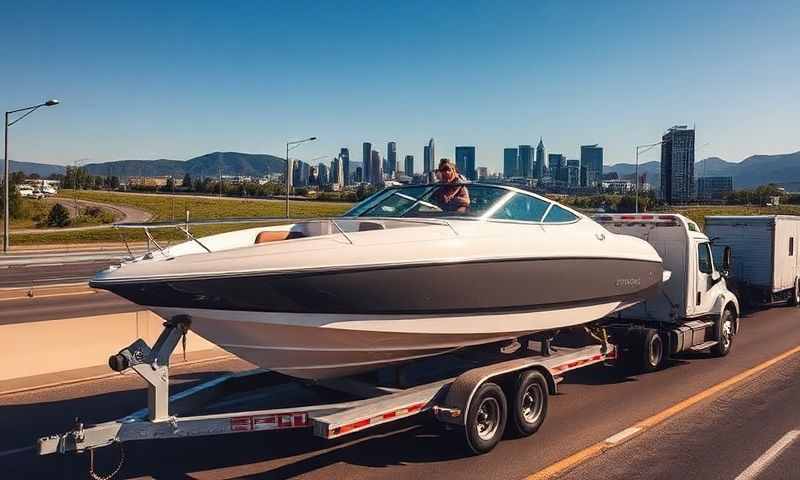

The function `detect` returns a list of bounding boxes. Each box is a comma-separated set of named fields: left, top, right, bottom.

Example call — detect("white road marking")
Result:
left=22, top=263, right=64, bottom=268
left=604, top=427, right=642, bottom=445
left=0, top=445, right=34, bottom=458
left=734, top=429, right=800, bottom=480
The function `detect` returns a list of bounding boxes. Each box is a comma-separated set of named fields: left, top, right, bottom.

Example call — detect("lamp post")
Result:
left=634, top=141, right=663, bottom=213
left=4, top=99, right=60, bottom=253
left=285, top=137, right=317, bottom=218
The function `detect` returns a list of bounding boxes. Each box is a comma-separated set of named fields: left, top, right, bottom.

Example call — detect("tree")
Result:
left=46, top=203, right=71, bottom=227
left=0, top=182, right=23, bottom=219
left=182, top=173, right=192, bottom=188
left=11, top=171, right=26, bottom=185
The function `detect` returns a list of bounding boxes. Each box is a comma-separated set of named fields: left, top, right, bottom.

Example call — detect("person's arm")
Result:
left=454, top=187, right=470, bottom=212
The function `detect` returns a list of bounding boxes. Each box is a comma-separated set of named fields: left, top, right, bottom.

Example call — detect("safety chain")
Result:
left=88, top=442, right=125, bottom=480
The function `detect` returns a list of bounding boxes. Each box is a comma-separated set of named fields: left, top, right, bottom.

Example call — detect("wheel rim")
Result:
left=521, top=383, right=544, bottom=424
left=721, top=318, right=733, bottom=349
left=648, top=335, right=663, bottom=366
left=476, top=397, right=500, bottom=441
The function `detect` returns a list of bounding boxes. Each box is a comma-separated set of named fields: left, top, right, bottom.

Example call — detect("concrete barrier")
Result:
left=0, top=310, right=222, bottom=382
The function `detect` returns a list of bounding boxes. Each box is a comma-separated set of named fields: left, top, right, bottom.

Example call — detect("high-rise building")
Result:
left=477, top=166, right=488, bottom=179
left=518, top=145, right=533, bottom=178
left=308, top=165, right=318, bottom=185
left=424, top=138, right=435, bottom=174
left=503, top=148, right=518, bottom=178
left=331, top=157, right=340, bottom=184
left=362, top=142, right=372, bottom=184
left=370, top=150, right=383, bottom=185
left=697, top=176, right=734, bottom=201
left=548, top=153, right=565, bottom=172
left=340, top=148, right=350, bottom=186
left=317, top=163, right=329, bottom=185
left=535, top=138, right=545, bottom=179
left=580, top=144, right=603, bottom=187
left=455, top=146, right=477, bottom=181
left=404, top=155, right=414, bottom=176
left=387, top=142, right=397, bottom=177
left=355, top=166, right=363, bottom=183
left=566, top=159, right=580, bottom=187
left=660, top=126, right=695, bottom=204
left=292, top=160, right=309, bottom=187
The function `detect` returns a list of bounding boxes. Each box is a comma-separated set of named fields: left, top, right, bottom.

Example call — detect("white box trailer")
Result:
left=704, top=215, right=800, bottom=306
left=593, top=213, right=740, bottom=371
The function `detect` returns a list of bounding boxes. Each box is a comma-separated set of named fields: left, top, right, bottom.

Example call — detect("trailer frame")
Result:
left=38, top=315, right=616, bottom=471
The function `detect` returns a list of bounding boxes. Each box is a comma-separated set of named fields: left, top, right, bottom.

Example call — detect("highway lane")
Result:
left=2, top=306, right=800, bottom=479
left=0, top=291, right=139, bottom=325
left=562, top=353, right=800, bottom=480
left=0, top=260, right=114, bottom=288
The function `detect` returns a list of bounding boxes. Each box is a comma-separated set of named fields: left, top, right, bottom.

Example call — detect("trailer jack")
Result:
left=107, top=315, right=191, bottom=422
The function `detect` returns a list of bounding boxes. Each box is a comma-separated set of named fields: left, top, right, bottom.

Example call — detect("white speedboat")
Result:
left=91, top=184, right=664, bottom=379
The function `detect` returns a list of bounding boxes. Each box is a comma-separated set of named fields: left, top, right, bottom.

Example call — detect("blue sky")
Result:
left=3, top=0, right=799, bottom=171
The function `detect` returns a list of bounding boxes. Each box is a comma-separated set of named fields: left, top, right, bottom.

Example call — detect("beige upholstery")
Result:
left=255, top=230, right=305, bottom=244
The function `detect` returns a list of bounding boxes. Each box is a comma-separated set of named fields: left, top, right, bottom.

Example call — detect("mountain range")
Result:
left=604, top=150, right=800, bottom=190
left=9, top=150, right=800, bottom=191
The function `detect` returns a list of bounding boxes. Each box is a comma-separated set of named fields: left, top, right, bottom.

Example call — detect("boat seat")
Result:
left=358, top=222, right=384, bottom=232
left=255, top=230, right=306, bottom=244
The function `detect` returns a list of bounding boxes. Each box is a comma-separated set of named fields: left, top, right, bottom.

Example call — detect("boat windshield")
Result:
left=344, top=184, right=510, bottom=218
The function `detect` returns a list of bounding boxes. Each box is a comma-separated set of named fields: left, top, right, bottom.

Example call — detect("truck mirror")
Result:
left=722, top=246, right=732, bottom=274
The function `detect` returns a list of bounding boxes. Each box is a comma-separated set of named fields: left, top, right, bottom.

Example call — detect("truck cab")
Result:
left=593, top=213, right=740, bottom=371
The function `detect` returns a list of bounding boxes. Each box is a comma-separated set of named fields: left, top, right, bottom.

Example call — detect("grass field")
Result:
left=9, top=190, right=353, bottom=245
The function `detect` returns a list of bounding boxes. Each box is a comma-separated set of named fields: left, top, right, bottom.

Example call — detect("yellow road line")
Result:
left=526, top=344, right=800, bottom=480
left=0, top=289, right=96, bottom=302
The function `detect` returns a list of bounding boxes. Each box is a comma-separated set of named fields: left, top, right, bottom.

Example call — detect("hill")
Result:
left=82, top=152, right=287, bottom=178
left=9, top=161, right=66, bottom=177
left=606, top=150, right=800, bottom=190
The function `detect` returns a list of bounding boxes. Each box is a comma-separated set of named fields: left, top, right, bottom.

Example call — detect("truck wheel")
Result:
left=711, top=309, right=735, bottom=357
left=640, top=329, right=665, bottom=373
left=789, top=279, right=800, bottom=307
left=508, top=370, right=548, bottom=437
left=464, top=382, right=507, bottom=454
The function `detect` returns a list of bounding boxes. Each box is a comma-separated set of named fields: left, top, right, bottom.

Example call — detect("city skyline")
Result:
left=3, top=1, right=799, bottom=171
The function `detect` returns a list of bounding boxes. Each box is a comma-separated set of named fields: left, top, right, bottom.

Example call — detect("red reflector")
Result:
left=640, top=215, right=654, bottom=219
left=658, top=215, right=675, bottom=220
left=620, top=215, right=636, bottom=220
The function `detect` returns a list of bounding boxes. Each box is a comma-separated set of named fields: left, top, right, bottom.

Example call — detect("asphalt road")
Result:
left=2, top=306, right=800, bottom=479
left=0, top=259, right=116, bottom=288
left=0, top=291, right=139, bottom=325
left=562, top=354, right=800, bottom=480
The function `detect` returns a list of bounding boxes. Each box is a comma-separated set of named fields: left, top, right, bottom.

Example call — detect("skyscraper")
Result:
left=362, top=142, right=372, bottom=185
left=340, top=147, right=350, bottom=186
left=370, top=149, right=383, bottom=185
left=503, top=148, right=518, bottom=178
left=424, top=138, right=435, bottom=174
left=518, top=145, right=533, bottom=178
left=331, top=157, right=341, bottom=185
left=660, top=126, right=695, bottom=204
left=404, top=155, right=414, bottom=176
left=535, top=138, right=545, bottom=179
left=566, top=159, right=580, bottom=187
left=580, top=144, right=603, bottom=187
left=455, top=146, right=476, bottom=180
left=317, top=163, right=329, bottom=185
left=387, top=142, right=397, bottom=177
left=548, top=153, right=566, bottom=183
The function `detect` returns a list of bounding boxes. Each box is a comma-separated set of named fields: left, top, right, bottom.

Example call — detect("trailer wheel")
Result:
left=789, top=279, right=800, bottom=307
left=464, top=382, right=507, bottom=454
left=711, top=309, right=735, bottom=357
left=508, top=370, right=548, bottom=438
left=639, top=329, right=665, bottom=373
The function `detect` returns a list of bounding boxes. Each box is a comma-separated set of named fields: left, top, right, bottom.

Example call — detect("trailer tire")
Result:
left=639, top=329, right=665, bottom=373
left=508, top=370, right=548, bottom=438
left=464, top=382, right=507, bottom=454
left=711, top=308, right=735, bottom=357
left=789, top=279, right=800, bottom=307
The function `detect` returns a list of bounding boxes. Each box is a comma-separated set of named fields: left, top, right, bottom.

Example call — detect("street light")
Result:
left=4, top=99, right=60, bottom=253
left=634, top=141, right=663, bottom=213
left=285, top=137, right=317, bottom=217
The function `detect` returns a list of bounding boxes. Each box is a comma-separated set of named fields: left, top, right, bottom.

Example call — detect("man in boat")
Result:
left=433, top=158, right=470, bottom=213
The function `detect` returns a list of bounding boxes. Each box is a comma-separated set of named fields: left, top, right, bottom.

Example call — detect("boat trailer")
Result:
left=38, top=316, right=616, bottom=478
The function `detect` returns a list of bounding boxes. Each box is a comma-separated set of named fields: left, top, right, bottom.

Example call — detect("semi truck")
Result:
left=594, top=213, right=740, bottom=372
left=705, top=215, right=800, bottom=307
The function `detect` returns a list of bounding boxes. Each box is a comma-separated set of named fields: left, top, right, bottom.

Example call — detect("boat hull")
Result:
left=152, top=299, right=630, bottom=379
